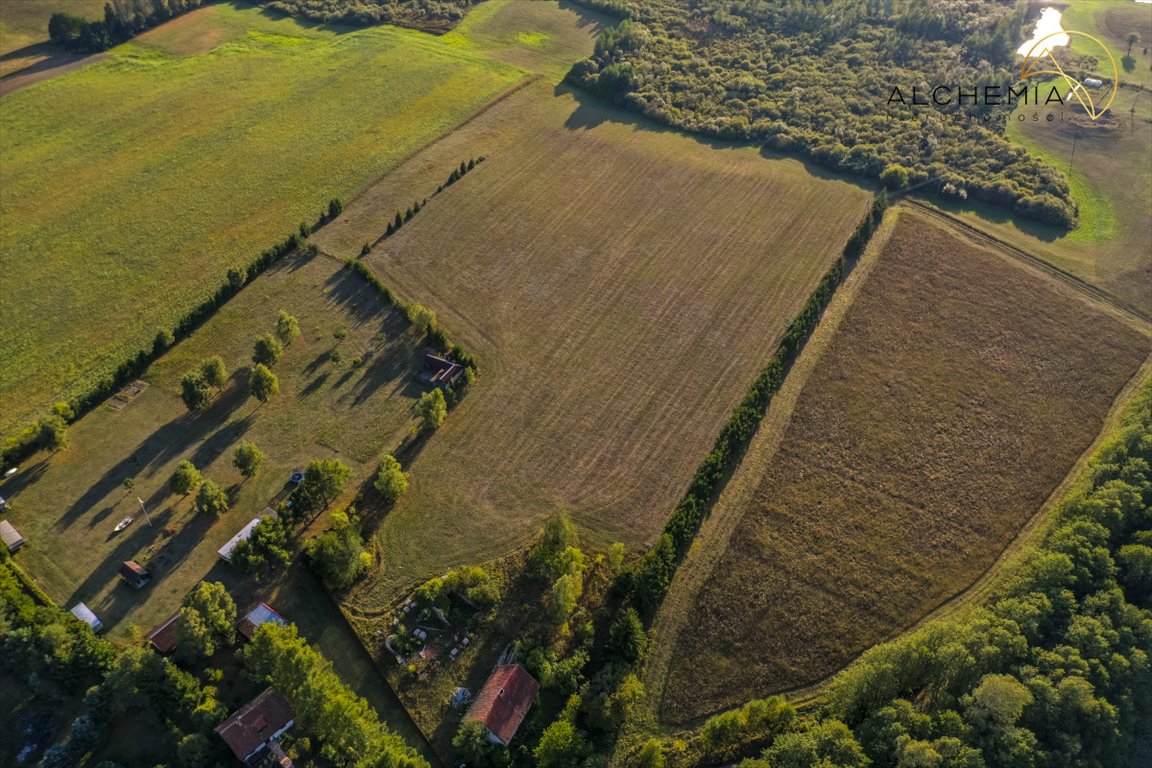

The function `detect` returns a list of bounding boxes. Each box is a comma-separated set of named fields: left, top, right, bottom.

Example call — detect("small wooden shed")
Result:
left=119, top=560, right=151, bottom=589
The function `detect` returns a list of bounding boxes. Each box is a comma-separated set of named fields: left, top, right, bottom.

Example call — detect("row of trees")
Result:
left=243, top=621, right=430, bottom=767
left=566, top=0, right=1078, bottom=227
left=49, top=0, right=209, bottom=52
left=260, top=0, right=479, bottom=31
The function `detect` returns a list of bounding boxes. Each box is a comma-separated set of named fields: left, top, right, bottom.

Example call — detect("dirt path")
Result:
left=640, top=209, right=903, bottom=727
left=0, top=49, right=104, bottom=97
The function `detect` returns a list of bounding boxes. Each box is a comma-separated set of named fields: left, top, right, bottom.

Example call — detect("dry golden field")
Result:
left=656, top=208, right=1150, bottom=723
left=314, top=80, right=873, bottom=619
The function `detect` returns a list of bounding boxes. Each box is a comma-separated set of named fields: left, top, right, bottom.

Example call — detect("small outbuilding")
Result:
left=70, top=603, right=103, bottom=633
left=147, top=612, right=180, bottom=655
left=237, top=602, right=288, bottom=641
left=216, top=688, right=295, bottom=766
left=1, top=519, right=24, bottom=552
left=464, top=663, right=540, bottom=746
left=218, top=517, right=265, bottom=562
left=119, top=560, right=151, bottom=589
left=421, top=352, right=464, bottom=389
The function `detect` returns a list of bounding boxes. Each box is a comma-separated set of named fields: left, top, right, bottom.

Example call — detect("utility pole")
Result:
left=1068, top=132, right=1078, bottom=176
left=138, top=497, right=153, bottom=527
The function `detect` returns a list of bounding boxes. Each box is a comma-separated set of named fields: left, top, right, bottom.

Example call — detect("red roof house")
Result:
left=464, top=664, right=540, bottom=746
left=147, top=612, right=180, bottom=655
left=215, top=688, right=295, bottom=766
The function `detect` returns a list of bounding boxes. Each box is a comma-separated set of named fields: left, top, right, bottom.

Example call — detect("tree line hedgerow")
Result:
left=1, top=228, right=312, bottom=471
left=361, top=158, right=485, bottom=255
left=565, top=0, right=1078, bottom=228
left=49, top=0, right=210, bottom=52
left=635, top=191, right=888, bottom=616
left=258, top=0, right=480, bottom=32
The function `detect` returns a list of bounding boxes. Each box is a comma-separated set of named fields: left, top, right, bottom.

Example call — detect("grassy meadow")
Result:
left=0, top=248, right=434, bottom=751
left=1, top=249, right=424, bottom=630
left=312, top=79, right=873, bottom=628
left=653, top=208, right=1150, bottom=724
left=0, top=0, right=106, bottom=76
left=0, top=1, right=526, bottom=437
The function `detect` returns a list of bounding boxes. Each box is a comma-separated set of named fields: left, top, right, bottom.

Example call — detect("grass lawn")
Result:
left=0, top=0, right=525, bottom=438
left=440, top=0, right=614, bottom=79
left=1059, top=0, right=1152, bottom=90
left=654, top=207, right=1150, bottom=724
left=0, top=249, right=434, bottom=752
left=312, top=79, right=873, bottom=631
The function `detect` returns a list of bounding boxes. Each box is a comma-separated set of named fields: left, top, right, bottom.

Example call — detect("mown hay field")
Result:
left=657, top=208, right=1150, bottom=723
left=311, top=79, right=873, bottom=620
left=0, top=1, right=529, bottom=437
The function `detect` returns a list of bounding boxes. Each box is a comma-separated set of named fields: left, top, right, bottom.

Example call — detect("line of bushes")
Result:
left=635, top=191, right=888, bottom=615
left=1, top=231, right=312, bottom=472
left=362, top=157, right=485, bottom=253
left=344, top=259, right=478, bottom=384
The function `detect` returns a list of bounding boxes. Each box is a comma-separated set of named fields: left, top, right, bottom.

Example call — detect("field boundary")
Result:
left=903, top=198, right=1152, bottom=325
left=647, top=203, right=1152, bottom=730
left=642, top=206, right=902, bottom=728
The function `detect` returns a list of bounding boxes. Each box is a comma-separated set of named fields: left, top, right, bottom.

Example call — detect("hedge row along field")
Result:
left=633, top=194, right=889, bottom=617
left=0, top=1, right=524, bottom=441
left=658, top=208, right=1150, bottom=723
left=315, top=80, right=873, bottom=625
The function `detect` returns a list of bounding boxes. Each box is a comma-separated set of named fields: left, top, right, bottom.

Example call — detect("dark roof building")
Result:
left=237, top=602, right=288, bottom=640
left=119, top=560, right=151, bottom=588
left=216, top=688, right=295, bottom=766
left=147, top=612, right=180, bottom=655
left=421, top=353, right=464, bottom=389
left=464, top=664, right=540, bottom=746
left=1, top=519, right=24, bottom=552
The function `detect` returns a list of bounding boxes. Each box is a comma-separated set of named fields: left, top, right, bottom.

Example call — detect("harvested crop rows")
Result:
left=316, top=80, right=873, bottom=617
left=658, top=207, right=1150, bottom=723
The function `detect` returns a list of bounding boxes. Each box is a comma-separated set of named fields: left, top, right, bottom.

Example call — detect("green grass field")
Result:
left=312, top=79, right=873, bottom=631
left=1, top=250, right=424, bottom=629
left=653, top=208, right=1149, bottom=724
left=0, top=1, right=526, bottom=438
left=0, top=248, right=434, bottom=753
left=0, top=0, right=105, bottom=55
left=1059, top=0, right=1152, bottom=90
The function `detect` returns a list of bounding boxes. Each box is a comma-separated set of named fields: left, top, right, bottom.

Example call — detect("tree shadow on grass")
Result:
left=56, top=380, right=250, bottom=531
left=0, top=458, right=48, bottom=498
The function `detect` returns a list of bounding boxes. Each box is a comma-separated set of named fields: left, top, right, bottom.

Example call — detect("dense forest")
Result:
left=566, top=0, right=1079, bottom=228
left=710, top=380, right=1152, bottom=768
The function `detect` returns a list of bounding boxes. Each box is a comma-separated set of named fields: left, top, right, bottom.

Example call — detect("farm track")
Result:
left=902, top=198, right=1152, bottom=326
left=643, top=208, right=902, bottom=729
left=650, top=202, right=1151, bottom=724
